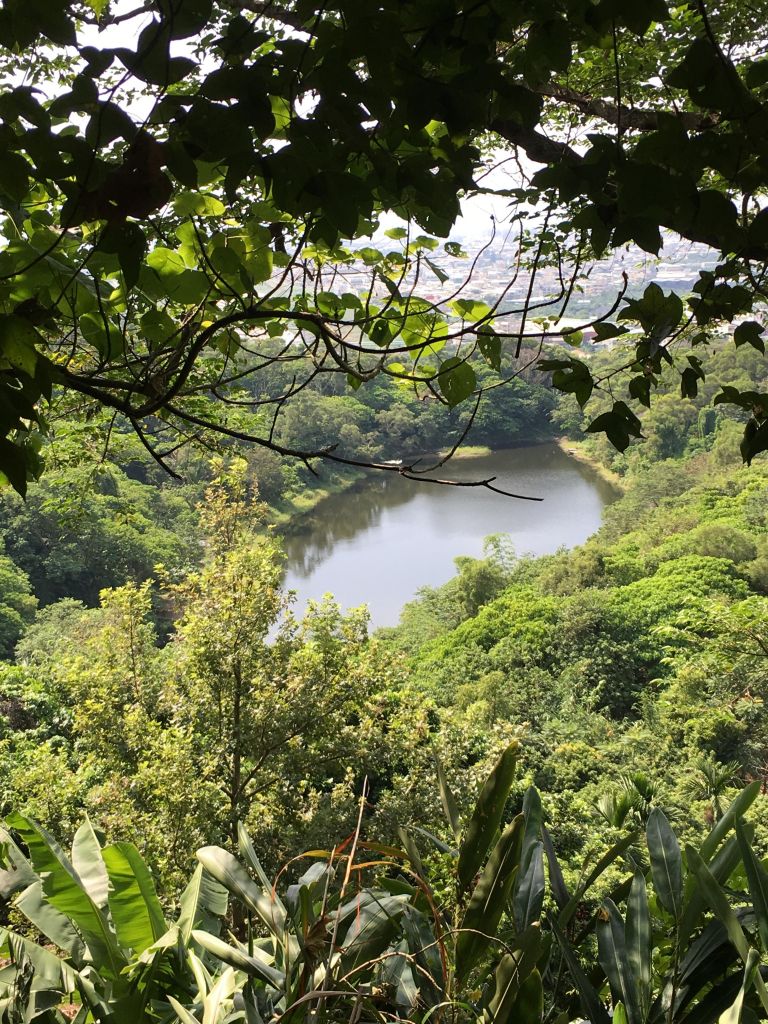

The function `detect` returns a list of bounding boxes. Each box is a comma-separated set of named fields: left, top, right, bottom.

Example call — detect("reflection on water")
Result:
left=282, top=443, right=617, bottom=627
left=284, top=478, right=396, bottom=577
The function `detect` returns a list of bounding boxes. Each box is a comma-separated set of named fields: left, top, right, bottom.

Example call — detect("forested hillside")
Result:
left=1, top=338, right=766, bottom=886
left=3, top=337, right=768, bottom=1023
left=5, top=0, right=768, bottom=1019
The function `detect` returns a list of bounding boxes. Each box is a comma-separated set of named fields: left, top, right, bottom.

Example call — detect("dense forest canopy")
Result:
left=2, top=0, right=768, bottom=493
left=3, top=419, right=768, bottom=1023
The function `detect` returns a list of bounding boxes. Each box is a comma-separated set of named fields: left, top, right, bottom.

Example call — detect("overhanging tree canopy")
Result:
left=1, top=0, right=768, bottom=493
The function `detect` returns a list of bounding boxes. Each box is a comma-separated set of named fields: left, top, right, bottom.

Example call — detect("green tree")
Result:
left=0, top=465, right=198, bottom=607
left=0, top=550, right=35, bottom=658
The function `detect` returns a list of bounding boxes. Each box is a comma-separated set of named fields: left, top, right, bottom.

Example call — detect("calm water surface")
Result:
left=282, top=444, right=616, bottom=628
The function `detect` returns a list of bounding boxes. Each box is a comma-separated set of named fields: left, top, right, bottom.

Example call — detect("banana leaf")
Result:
left=455, top=815, right=523, bottom=984
left=6, top=814, right=126, bottom=982
left=71, top=819, right=109, bottom=910
left=14, top=881, right=84, bottom=960
left=647, top=809, right=683, bottom=921
left=177, top=864, right=229, bottom=943
left=457, top=741, right=518, bottom=894
left=102, top=842, right=167, bottom=953
left=191, top=931, right=285, bottom=988
left=197, top=847, right=285, bottom=936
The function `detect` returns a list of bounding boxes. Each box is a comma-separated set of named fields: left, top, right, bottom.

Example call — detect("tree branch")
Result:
left=538, top=83, right=719, bottom=132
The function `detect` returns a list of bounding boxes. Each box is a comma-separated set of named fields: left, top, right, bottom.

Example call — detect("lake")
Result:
left=281, top=443, right=617, bottom=628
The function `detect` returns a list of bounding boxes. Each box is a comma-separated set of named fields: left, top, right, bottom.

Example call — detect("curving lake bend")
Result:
left=281, top=443, right=617, bottom=628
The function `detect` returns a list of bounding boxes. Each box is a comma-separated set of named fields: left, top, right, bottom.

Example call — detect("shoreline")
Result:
left=270, top=435, right=616, bottom=535
left=555, top=438, right=624, bottom=492
left=268, top=467, right=367, bottom=532
left=435, top=444, right=493, bottom=460
left=270, top=445, right=500, bottom=534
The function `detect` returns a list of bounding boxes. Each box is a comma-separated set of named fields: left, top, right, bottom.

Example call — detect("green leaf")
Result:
left=681, top=355, right=705, bottom=399
left=735, top=820, right=768, bottom=952
left=0, top=438, right=30, bottom=496
left=542, top=357, right=593, bottom=408
left=71, top=819, right=109, bottom=910
left=458, top=742, right=518, bottom=893
left=679, top=833, right=746, bottom=951
left=734, top=321, right=765, bottom=354
left=688, top=845, right=768, bottom=1016
left=521, top=788, right=543, bottom=853
left=338, top=892, right=409, bottom=971
left=190, top=930, right=285, bottom=987
left=619, top=282, right=683, bottom=340
left=482, top=933, right=543, bottom=1024
left=174, top=192, right=226, bottom=218
left=526, top=19, right=571, bottom=76
left=625, top=871, right=652, bottom=1022
left=509, top=968, right=543, bottom=1023
left=587, top=401, right=643, bottom=452
left=168, top=995, right=205, bottom=1024
left=456, top=815, right=524, bottom=983
left=597, top=899, right=633, bottom=1022
left=646, top=809, right=683, bottom=921
left=146, top=247, right=210, bottom=303
left=594, top=322, right=629, bottom=341
left=686, top=847, right=749, bottom=959
left=102, top=842, right=166, bottom=953
left=177, top=863, right=228, bottom=943
left=450, top=298, right=493, bottom=323
left=478, top=328, right=502, bottom=372
left=0, top=151, right=30, bottom=201
left=245, top=240, right=273, bottom=284
left=5, top=814, right=126, bottom=981
left=558, top=831, right=638, bottom=930
left=410, top=824, right=457, bottom=856
left=237, top=823, right=282, bottom=905
left=740, top=417, right=768, bottom=466
left=196, top=846, right=286, bottom=936
left=425, top=256, right=448, bottom=283
left=116, top=24, right=195, bottom=86
left=629, top=375, right=653, bottom=409
left=141, top=308, right=176, bottom=346
left=700, top=783, right=761, bottom=863
left=564, top=329, right=584, bottom=347
left=357, top=246, right=384, bottom=265
left=541, top=824, right=571, bottom=910
left=513, top=841, right=544, bottom=932
left=98, top=222, right=147, bottom=291
left=445, top=242, right=467, bottom=257
left=435, top=753, right=462, bottom=840
left=147, top=246, right=188, bottom=277
left=483, top=950, right=520, bottom=1024
left=553, top=920, right=611, bottom=1024
left=438, top=357, right=477, bottom=408
left=719, top=948, right=761, bottom=1024
left=0, top=315, right=40, bottom=376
